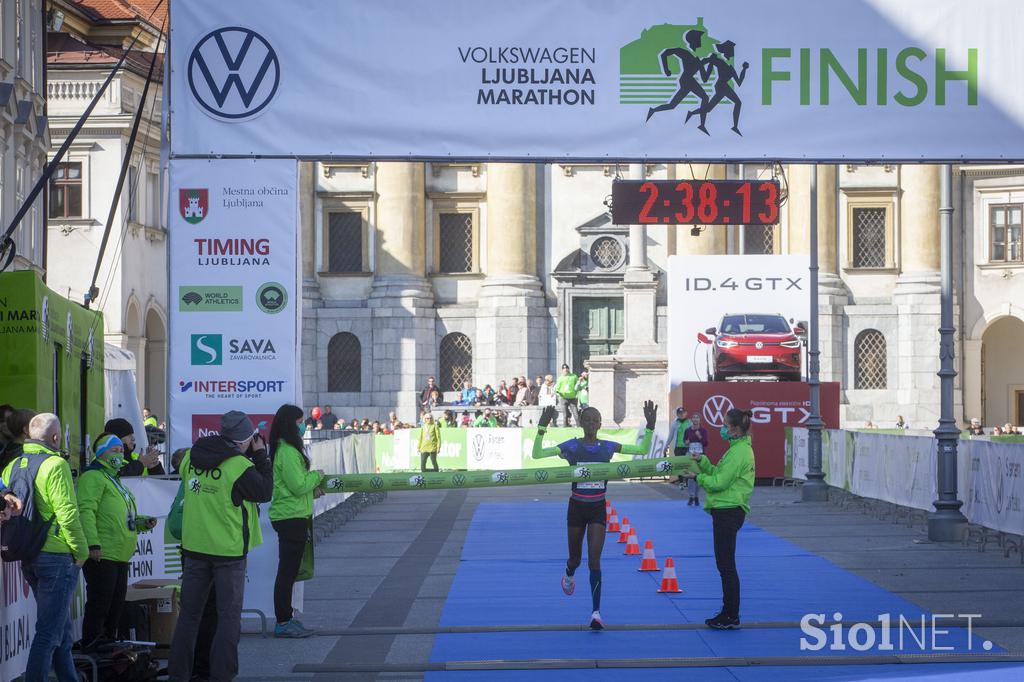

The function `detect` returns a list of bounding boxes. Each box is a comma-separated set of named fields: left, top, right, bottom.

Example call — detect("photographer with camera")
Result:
left=77, top=434, right=158, bottom=648
left=168, top=411, right=273, bottom=682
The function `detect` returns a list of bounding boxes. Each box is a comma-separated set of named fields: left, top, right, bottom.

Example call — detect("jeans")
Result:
left=169, top=555, right=246, bottom=682
left=711, top=507, right=746, bottom=619
left=82, top=559, right=129, bottom=645
left=22, top=552, right=81, bottom=682
left=272, top=517, right=309, bottom=624
left=687, top=478, right=699, bottom=500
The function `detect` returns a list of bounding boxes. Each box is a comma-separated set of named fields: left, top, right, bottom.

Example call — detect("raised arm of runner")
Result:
left=532, top=406, right=563, bottom=459
left=616, top=400, right=657, bottom=456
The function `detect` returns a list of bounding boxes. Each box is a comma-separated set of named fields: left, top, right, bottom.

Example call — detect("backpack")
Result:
left=0, top=454, right=56, bottom=562
left=76, top=642, right=159, bottom=682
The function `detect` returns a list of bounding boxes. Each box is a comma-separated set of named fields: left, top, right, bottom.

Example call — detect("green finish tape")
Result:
left=322, top=455, right=699, bottom=493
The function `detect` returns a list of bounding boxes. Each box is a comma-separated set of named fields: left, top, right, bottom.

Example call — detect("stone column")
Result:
left=674, top=164, right=726, bottom=255
left=589, top=164, right=667, bottom=428
left=299, top=162, right=321, bottom=408
left=478, top=164, right=546, bottom=381
left=894, top=164, right=942, bottom=427
left=789, top=165, right=847, bottom=384
left=369, top=162, right=435, bottom=421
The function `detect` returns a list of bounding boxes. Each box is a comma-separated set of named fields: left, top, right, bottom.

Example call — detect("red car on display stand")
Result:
left=700, top=313, right=805, bottom=382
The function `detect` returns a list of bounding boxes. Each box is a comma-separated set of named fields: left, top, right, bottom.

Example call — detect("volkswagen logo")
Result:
left=452, top=474, right=466, bottom=487
left=703, top=394, right=735, bottom=428
left=369, top=476, right=384, bottom=490
left=755, top=341, right=764, bottom=349
left=535, top=470, right=549, bottom=482
left=617, top=463, right=631, bottom=477
left=188, top=27, right=280, bottom=121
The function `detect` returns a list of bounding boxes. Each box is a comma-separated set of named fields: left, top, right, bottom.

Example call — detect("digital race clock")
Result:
left=611, top=180, right=781, bottom=226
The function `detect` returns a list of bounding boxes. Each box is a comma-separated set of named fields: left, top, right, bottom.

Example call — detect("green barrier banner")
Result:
left=321, top=455, right=698, bottom=493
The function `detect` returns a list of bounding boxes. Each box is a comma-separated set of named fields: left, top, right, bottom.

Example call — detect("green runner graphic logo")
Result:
left=623, top=18, right=749, bottom=136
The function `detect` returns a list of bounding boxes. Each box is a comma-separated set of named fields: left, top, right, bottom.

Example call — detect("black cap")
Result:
left=104, top=418, right=134, bottom=439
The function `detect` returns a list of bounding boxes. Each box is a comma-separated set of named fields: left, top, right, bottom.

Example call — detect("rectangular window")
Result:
left=851, top=206, right=888, bottom=268
left=990, top=204, right=1023, bottom=263
left=438, top=212, right=474, bottom=273
left=148, top=171, right=160, bottom=226
left=48, top=162, right=83, bottom=218
left=327, top=211, right=363, bottom=273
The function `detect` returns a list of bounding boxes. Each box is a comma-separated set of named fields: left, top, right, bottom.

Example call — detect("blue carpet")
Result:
left=426, top=500, right=1013, bottom=680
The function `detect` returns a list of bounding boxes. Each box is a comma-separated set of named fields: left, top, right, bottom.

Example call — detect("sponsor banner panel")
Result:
left=682, top=381, right=840, bottom=479
left=168, top=159, right=298, bottom=451
left=169, top=0, right=1023, bottom=160
left=963, top=440, right=1024, bottom=535
left=668, top=255, right=810, bottom=390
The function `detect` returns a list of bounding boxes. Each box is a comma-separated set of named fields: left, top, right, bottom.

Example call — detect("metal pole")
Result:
left=803, top=164, right=827, bottom=501
left=928, top=163, right=968, bottom=541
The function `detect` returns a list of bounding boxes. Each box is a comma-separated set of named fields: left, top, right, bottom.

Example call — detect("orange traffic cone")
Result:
left=624, top=528, right=641, bottom=556
left=617, top=517, right=632, bottom=543
left=607, top=508, right=621, bottom=533
left=638, top=540, right=659, bottom=571
left=657, top=557, right=682, bottom=593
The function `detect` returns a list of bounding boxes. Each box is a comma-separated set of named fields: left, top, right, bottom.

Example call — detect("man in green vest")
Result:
left=142, top=407, right=158, bottom=429
left=555, top=363, right=580, bottom=427
left=168, top=411, right=274, bottom=682
left=104, top=418, right=164, bottom=477
left=2, top=413, right=88, bottom=682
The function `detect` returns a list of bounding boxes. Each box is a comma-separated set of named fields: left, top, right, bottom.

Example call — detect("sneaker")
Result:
left=589, top=611, right=605, bottom=630
left=274, top=620, right=313, bottom=638
left=705, top=613, right=741, bottom=630
left=687, top=497, right=693, bottom=506
left=291, top=619, right=315, bottom=636
left=561, top=573, right=575, bottom=596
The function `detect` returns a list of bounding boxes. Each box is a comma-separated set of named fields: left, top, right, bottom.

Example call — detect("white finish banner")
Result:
left=167, top=159, right=299, bottom=451
left=169, top=0, right=1024, bottom=161
left=667, top=255, right=809, bottom=390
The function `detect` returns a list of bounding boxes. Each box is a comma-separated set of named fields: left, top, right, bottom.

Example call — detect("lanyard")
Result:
left=101, top=468, right=138, bottom=527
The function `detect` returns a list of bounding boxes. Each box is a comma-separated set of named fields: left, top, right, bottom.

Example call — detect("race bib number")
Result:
left=576, top=461, right=605, bottom=490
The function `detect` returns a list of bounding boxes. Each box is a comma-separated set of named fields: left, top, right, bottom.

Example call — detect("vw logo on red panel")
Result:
left=703, top=394, right=735, bottom=428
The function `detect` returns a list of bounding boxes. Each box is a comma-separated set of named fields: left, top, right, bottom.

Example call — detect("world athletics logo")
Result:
left=622, top=17, right=748, bottom=136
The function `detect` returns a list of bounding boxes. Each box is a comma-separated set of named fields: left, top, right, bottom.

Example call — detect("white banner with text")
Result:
left=167, top=159, right=299, bottom=451
left=170, top=0, right=1024, bottom=161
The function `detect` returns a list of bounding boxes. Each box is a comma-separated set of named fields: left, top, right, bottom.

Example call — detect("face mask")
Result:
left=720, top=426, right=733, bottom=441
left=107, top=455, right=125, bottom=469
left=298, top=422, right=307, bottom=437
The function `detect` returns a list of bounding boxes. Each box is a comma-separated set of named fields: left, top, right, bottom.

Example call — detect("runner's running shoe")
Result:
left=561, top=573, right=575, bottom=596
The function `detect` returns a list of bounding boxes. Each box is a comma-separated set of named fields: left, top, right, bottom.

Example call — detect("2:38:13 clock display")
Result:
left=611, top=180, right=780, bottom=226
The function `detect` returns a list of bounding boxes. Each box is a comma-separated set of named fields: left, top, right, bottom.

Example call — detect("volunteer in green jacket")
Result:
left=78, top=434, right=157, bottom=647
left=418, top=413, right=442, bottom=472
left=555, top=363, right=579, bottom=427
left=682, top=407, right=755, bottom=631
left=1, top=413, right=88, bottom=682
left=268, top=405, right=324, bottom=638
left=471, top=409, right=498, bottom=428
left=104, top=417, right=164, bottom=477
left=168, top=410, right=274, bottom=682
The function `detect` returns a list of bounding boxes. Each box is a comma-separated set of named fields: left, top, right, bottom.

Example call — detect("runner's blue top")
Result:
left=559, top=439, right=618, bottom=502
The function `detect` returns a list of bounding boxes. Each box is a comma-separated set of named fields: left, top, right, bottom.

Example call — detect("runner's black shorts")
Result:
left=566, top=498, right=607, bottom=528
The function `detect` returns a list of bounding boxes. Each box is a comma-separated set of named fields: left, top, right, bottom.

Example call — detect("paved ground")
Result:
left=232, top=481, right=1024, bottom=681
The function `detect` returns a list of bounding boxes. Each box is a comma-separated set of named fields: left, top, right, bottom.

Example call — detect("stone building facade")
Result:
left=299, top=161, right=1024, bottom=431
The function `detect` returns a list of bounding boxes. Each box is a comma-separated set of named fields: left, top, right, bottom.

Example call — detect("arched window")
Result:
left=439, top=333, right=473, bottom=392
left=328, top=333, right=361, bottom=392
left=854, top=329, right=887, bottom=390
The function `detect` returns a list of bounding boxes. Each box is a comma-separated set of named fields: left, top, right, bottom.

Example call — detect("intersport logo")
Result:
left=188, top=27, right=280, bottom=121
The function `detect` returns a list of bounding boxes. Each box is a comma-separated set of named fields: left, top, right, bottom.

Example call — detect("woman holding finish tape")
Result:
left=681, top=407, right=755, bottom=630
left=268, top=405, right=325, bottom=638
